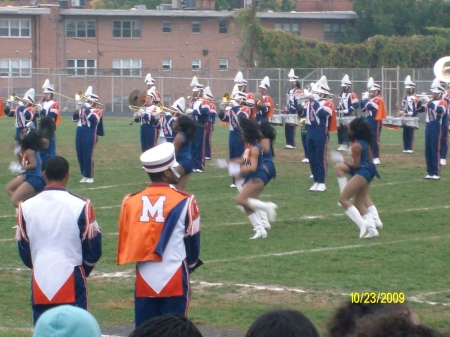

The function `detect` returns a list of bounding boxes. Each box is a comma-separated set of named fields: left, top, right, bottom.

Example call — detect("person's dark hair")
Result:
left=148, top=171, right=165, bottom=182
left=177, top=115, right=196, bottom=141
left=38, top=116, right=55, bottom=139
left=295, top=80, right=301, bottom=89
left=259, top=120, right=276, bottom=157
left=44, top=156, right=69, bottom=181
left=239, top=117, right=262, bottom=144
left=129, top=314, right=203, bottom=337
left=20, top=129, right=42, bottom=151
left=327, top=301, right=417, bottom=337
left=245, top=309, right=319, bottom=337
left=348, top=117, right=373, bottom=148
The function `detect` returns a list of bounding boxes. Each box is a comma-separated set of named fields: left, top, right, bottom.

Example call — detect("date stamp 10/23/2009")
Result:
left=350, top=292, right=405, bottom=304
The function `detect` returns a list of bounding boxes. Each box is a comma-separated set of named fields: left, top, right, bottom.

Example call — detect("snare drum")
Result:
left=284, top=114, right=299, bottom=125
left=392, top=117, right=404, bottom=127
left=383, top=116, right=395, bottom=127
left=268, top=114, right=284, bottom=126
left=403, top=117, right=419, bottom=130
left=340, top=116, right=355, bottom=126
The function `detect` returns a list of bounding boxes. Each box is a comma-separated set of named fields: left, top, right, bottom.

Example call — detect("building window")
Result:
left=66, top=20, right=96, bottom=38
left=219, top=21, right=228, bottom=33
left=0, top=59, right=31, bottom=77
left=162, top=59, right=172, bottom=70
left=192, top=22, right=201, bottom=33
left=274, top=23, right=299, bottom=35
left=192, top=59, right=201, bottom=70
left=162, top=21, right=171, bottom=33
left=113, top=20, right=141, bottom=38
left=324, top=23, right=346, bottom=41
left=113, top=59, right=142, bottom=76
left=219, top=59, right=228, bottom=70
left=66, top=59, right=96, bottom=76
left=0, top=19, right=30, bottom=37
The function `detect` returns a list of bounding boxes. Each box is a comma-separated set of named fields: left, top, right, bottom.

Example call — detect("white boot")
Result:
left=345, top=205, right=368, bottom=238
left=257, top=209, right=271, bottom=229
left=316, top=183, right=326, bottom=192
left=367, top=205, right=383, bottom=228
left=337, top=176, right=347, bottom=193
left=309, top=182, right=319, bottom=191
left=248, top=213, right=267, bottom=239
left=236, top=205, right=246, bottom=213
left=247, top=198, right=277, bottom=222
left=235, top=179, right=244, bottom=192
left=362, top=214, right=379, bottom=238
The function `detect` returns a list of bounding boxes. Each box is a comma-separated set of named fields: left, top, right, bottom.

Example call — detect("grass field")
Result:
left=0, top=116, right=449, bottom=336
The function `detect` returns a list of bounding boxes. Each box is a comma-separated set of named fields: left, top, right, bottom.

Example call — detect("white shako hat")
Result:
left=431, top=78, right=445, bottom=94
left=144, top=73, right=156, bottom=86
left=171, top=97, right=185, bottom=114
left=367, top=77, right=374, bottom=89
left=23, top=88, right=35, bottom=103
left=84, top=86, right=93, bottom=97
left=313, top=76, right=330, bottom=94
left=288, top=69, right=298, bottom=80
left=234, top=71, right=247, bottom=85
left=404, top=75, right=416, bottom=89
left=204, top=86, right=214, bottom=99
left=147, top=86, right=157, bottom=100
left=259, top=76, right=270, bottom=90
left=341, top=74, right=351, bottom=86
left=370, top=83, right=381, bottom=91
left=190, top=76, right=204, bottom=92
left=42, top=79, right=55, bottom=94
left=140, top=142, right=180, bottom=177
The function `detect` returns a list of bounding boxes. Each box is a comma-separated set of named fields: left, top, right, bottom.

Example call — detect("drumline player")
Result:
left=336, top=74, right=359, bottom=152
left=399, top=75, right=421, bottom=154
left=284, top=69, right=302, bottom=150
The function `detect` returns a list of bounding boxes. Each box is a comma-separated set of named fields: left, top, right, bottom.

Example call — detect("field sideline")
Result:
left=0, top=116, right=449, bottom=336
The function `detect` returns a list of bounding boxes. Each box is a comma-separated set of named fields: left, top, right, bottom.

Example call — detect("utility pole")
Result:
left=248, top=0, right=256, bottom=68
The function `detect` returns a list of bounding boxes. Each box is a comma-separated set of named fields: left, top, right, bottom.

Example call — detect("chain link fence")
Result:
left=0, top=67, right=437, bottom=117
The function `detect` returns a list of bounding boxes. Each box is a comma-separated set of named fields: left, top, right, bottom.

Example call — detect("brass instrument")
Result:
left=300, top=118, right=307, bottom=134
left=187, top=95, right=224, bottom=104
left=157, top=102, right=179, bottom=115
left=128, top=89, right=147, bottom=125
left=222, top=92, right=246, bottom=104
left=52, top=91, right=78, bottom=102
left=128, top=105, right=142, bottom=112
left=75, top=90, right=104, bottom=109
left=10, top=92, right=41, bottom=109
left=434, top=56, right=450, bottom=83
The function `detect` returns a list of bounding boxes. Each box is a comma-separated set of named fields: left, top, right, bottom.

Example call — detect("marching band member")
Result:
left=173, top=114, right=196, bottom=191
left=72, top=86, right=104, bottom=183
left=163, top=97, right=185, bottom=143
left=306, top=76, right=334, bottom=192
left=6, top=89, right=37, bottom=141
left=219, top=91, right=250, bottom=188
left=255, top=76, right=273, bottom=123
left=284, top=69, right=302, bottom=149
left=233, top=71, right=255, bottom=117
left=440, top=81, right=450, bottom=165
left=333, top=118, right=380, bottom=239
left=186, top=76, right=205, bottom=172
left=144, top=73, right=161, bottom=104
left=337, top=74, right=359, bottom=152
left=399, top=76, right=421, bottom=154
left=361, top=78, right=386, bottom=165
left=135, top=87, right=160, bottom=152
left=39, top=79, right=60, bottom=169
left=204, top=88, right=217, bottom=161
left=232, top=117, right=277, bottom=239
left=424, top=79, right=447, bottom=179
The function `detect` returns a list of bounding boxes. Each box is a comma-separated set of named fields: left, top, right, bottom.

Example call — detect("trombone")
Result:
left=10, top=92, right=41, bottom=109
left=52, top=91, right=78, bottom=102
left=187, top=96, right=224, bottom=104
left=129, top=105, right=142, bottom=112
left=75, top=90, right=105, bottom=109
left=157, top=102, right=180, bottom=115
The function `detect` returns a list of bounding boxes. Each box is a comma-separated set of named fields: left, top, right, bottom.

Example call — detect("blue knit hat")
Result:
left=33, top=305, right=101, bottom=337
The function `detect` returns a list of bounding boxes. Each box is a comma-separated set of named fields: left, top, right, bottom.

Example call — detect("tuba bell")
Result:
left=433, top=56, right=450, bottom=83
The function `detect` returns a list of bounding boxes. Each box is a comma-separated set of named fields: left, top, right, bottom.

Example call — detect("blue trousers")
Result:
left=205, top=123, right=214, bottom=158
left=425, top=122, right=442, bottom=176
left=134, top=265, right=190, bottom=328
left=140, top=124, right=158, bottom=152
left=306, top=125, right=328, bottom=183
left=301, top=131, right=307, bottom=157
left=75, top=126, right=96, bottom=178
left=440, top=123, right=448, bottom=159
left=285, top=124, right=296, bottom=147
left=32, top=266, right=88, bottom=325
left=337, top=125, right=348, bottom=145
left=193, top=123, right=207, bottom=171
left=367, top=117, right=382, bottom=158
left=403, top=127, right=415, bottom=151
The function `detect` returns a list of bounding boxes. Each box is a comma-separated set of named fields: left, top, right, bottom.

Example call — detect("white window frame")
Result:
left=66, top=59, right=97, bottom=76
left=162, top=21, right=172, bottom=33
left=192, top=59, right=201, bottom=70
left=0, top=19, right=31, bottom=38
left=112, top=59, right=142, bottom=76
left=66, top=20, right=96, bottom=38
left=113, top=20, right=141, bottom=38
left=219, top=59, right=228, bottom=70
left=162, top=58, right=172, bottom=71
left=192, top=21, right=201, bottom=33
left=0, top=59, right=31, bottom=77
left=324, top=23, right=346, bottom=41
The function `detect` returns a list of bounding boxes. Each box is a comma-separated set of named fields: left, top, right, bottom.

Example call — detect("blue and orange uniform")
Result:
left=17, top=185, right=102, bottom=324
left=39, top=98, right=60, bottom=168
left=362, top=94, right=387, bottom=160
left=337, top=91, right=359, bottom=146
left=401, top=94, right=421, bottom=152
left=441, top=92, right=450, bottom=161
left=425, top=98, right=448, bottom=177
left=161, top=114, right=177, bottom=143
left=118, top=183, right=200, bottom=327
left=255, top=95, right=273, bottom=123
left=285, top=87, right=302, bottom=148
left=138, top=105, right=159, bottom=152
left=6, top=104, right=36, bottom=141
left=192, top=100, right=210, bottom=171
left=205, top=104, right=216, bottom=159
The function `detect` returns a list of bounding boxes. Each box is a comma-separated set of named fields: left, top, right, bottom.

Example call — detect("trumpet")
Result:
left=10, top=92, right=41, bottom=109
left=75, top=90, right=105, bottom=109
left=222, top=92, right=247, bottom=104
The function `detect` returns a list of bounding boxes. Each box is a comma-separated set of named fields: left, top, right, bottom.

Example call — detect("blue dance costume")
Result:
left=243, top=142, right=270, bottom=185
left=349, top=139, right=379, bottom=183
left=23, top=150, right=46, bottom=193
left=176, top=132, right=193, bottom=174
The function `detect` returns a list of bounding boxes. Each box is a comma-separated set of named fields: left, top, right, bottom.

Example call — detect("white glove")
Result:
left=84, top=103, right=91, bottom=108
left=362, top=92, right=369, bottom=100
left=228, top=162, right=241, bottom=176
left=339, top=109, right=348, bottom=114
left=330, top=150, right=344, bottom=163
left=18, top=101, right=24, bottom=107
left=231, top=100, right=239, bottom=107
left=9, top=162, right=23, bottom=174
left=186, top=108, right=193, bottom=115
left=420, top=95, right=430, bottom=103
left=213, top=159, right=228, bottom=169
left=25, top=121, right=35, bottom=129
left=14, top=141, right=21, bottom=155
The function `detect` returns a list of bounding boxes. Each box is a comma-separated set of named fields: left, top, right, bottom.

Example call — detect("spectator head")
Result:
left=245, top=309, right=319, bottom=337
left=129, top=314, right=203, bottom=337
left=44, top=156, right=69, bottom=184
left=33, top=305, right=101, bottom=337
